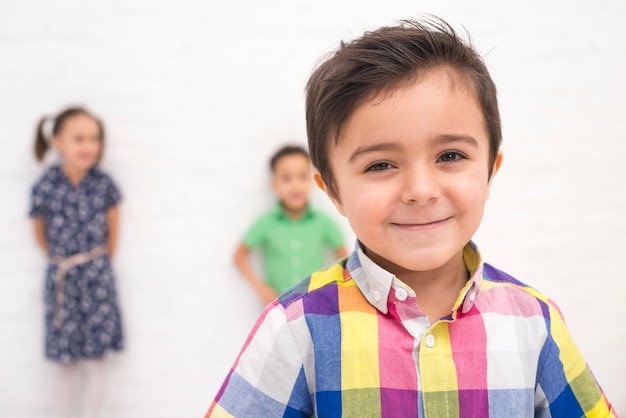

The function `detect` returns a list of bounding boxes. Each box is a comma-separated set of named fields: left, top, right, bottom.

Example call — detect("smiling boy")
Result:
left=324, top=68, right=497, bottom=325
left=206, top=18, right=615, bottom=417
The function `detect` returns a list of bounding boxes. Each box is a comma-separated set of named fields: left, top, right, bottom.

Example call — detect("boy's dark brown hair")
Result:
left=305, top=17, right=501, bottom=198
left=34, top=107, right=105, bottom=162
left=270, top=144, right=310, bottom=172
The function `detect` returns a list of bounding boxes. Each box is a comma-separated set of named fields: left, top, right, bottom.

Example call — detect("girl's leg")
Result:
left=79, top=359, right=107, bottom=418
left=53, top=363, right=79, bottom=418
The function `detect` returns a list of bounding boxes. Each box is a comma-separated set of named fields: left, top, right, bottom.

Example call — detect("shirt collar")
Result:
left=273, top=202, right=314, bottom=221
left=53, top=164, right=95, bottom=188
left=346, top=240, right=484, bottom=316
left=348, top=242, right=394, bottom=313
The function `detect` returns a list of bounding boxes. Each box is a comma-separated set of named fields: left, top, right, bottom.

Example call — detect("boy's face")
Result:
left=321, top=69, right=502, bottom=276
left=272, top=154, right=313, bottom=213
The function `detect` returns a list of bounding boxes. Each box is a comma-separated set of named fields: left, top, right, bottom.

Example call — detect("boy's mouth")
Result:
left=390, top=217, right=452, bottom=230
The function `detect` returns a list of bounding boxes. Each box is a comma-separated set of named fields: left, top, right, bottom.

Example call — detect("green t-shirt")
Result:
left=243, top=203, right=345, bottom=293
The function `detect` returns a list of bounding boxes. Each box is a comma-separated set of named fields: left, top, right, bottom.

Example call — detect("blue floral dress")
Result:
left=30, top=165, right=124, bottom=363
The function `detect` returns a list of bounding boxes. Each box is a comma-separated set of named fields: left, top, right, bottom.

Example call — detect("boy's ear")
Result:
left=313, top=171, right=325, bottom=191
left=490, top=151, right=503, bottom=183
left=486, top=151, right=503, bottom=200
left=314, top=172, right=346, bottom=217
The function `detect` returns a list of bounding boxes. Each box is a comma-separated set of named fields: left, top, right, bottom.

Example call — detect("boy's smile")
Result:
left=324, top=68, right=502, bottom=282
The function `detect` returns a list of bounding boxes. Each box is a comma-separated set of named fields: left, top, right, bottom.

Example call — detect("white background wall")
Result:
left=0, top=0, right=624, bottom=416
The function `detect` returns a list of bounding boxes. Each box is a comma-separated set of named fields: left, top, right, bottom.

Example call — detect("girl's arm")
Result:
left=33, top=218, right=48, bottom=254
left=106, top=205, right=120, bottom=259
left=234, top=243, right=277, bottom=305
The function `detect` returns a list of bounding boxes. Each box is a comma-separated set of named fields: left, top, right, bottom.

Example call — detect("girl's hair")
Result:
left=34, top=107, right=106, bottom=162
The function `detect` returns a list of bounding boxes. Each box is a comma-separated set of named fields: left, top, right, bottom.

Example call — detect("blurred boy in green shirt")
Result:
left=234, top=145, right=348, bottom=304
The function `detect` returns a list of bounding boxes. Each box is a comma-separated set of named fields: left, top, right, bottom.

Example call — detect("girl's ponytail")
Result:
left=34, top=117, right=49, bottom=162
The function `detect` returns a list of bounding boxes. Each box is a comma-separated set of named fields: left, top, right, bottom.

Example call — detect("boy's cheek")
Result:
left=314, top=172, right=347, bottom=216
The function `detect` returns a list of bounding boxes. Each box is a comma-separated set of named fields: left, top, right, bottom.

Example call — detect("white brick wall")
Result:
left=1, top=0, right=624, bottom=415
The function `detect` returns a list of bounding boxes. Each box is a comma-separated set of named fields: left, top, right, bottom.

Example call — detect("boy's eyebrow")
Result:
left=348, top=135, right=480, bottom=162
left=348, top=142, right=402, bottom=162
left=436, top=134, right=480, bottom=148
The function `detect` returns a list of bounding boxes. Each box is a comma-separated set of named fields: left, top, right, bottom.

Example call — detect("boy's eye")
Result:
left=365, top=162, right=395, bottom=172
left=438, top=151, right=465, bottom=162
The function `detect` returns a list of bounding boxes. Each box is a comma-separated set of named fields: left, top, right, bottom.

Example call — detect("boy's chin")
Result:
left=282, top=201, right=308, bottom=212
left=367, top=247, right=463, bottom=276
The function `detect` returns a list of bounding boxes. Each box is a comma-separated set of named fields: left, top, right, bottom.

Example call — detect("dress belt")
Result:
left=49, top=245, right=108, bottom=329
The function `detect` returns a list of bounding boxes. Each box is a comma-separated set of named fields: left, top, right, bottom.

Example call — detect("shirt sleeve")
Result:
left=321, top=213, right=344, bottom=249
left=534, top=299, right=616, bottom=417
left=205, top=302, right=312, bottom=417
left=242, top=216, right=268, bottom=249
left=104, top=176, right=122, bottom=209
left=29, top=183, right=47, bottom=219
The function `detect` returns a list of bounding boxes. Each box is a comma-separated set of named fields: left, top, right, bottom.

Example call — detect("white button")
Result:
left=395, top=288, right=408, bottom=301
left=291, top=240, right=300, bottom=249
left=372, top=290, right=381, bottom=302
left=291, top=257, right=300, bottom=267
left=425, top=334, right=435, bottom=348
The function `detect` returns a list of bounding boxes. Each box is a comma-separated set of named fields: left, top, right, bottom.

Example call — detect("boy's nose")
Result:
left=399, top=166, right=441, bottom=205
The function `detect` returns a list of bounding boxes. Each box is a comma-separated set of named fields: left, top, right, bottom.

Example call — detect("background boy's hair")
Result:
left=305, top=16, right=501, bottom=197
left=269, top=144, right=310, bottom=172
left=35, top=106, right=106, bottom=162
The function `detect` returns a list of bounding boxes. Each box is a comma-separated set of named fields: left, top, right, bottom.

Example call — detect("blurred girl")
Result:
left=29, top=107, right=123, bottom=418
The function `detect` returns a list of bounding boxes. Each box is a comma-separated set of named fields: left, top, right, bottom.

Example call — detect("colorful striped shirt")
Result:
left=206, top=242, right=615, bottom=417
